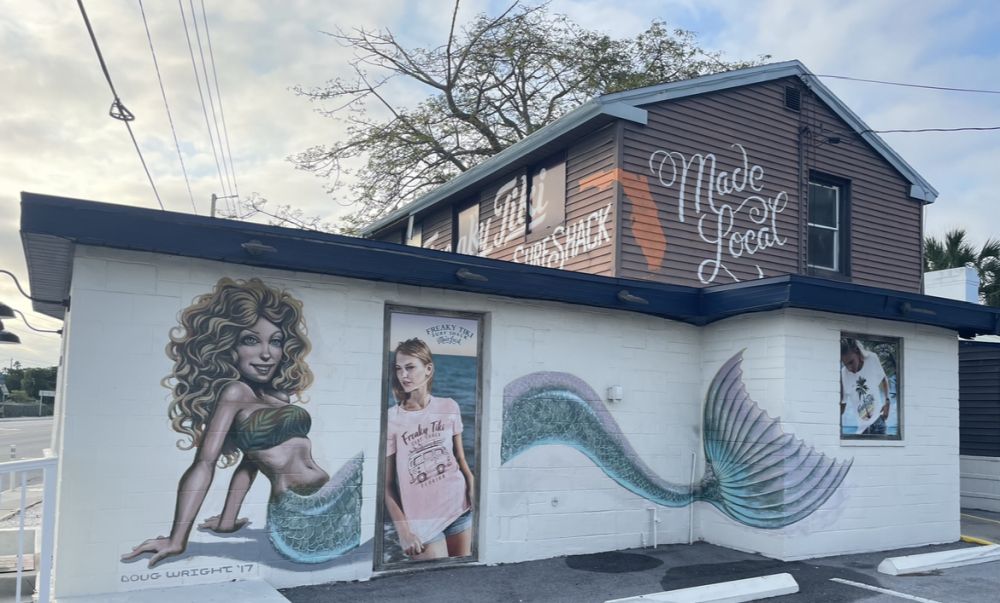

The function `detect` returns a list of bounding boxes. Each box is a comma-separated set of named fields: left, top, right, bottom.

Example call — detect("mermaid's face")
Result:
left=235, top=317, right=284, bottom=384
left=395, top=352, right=432, bottom=394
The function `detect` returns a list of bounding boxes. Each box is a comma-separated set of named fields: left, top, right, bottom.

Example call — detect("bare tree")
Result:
left=290, top=1, right=768, bottom=230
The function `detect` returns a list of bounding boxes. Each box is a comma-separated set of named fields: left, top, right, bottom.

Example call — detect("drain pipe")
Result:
left=688, top=450, right=697, bottom=545
left=647, top=507, right=661, bottom=548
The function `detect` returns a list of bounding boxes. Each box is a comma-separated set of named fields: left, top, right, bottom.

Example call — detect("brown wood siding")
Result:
left=620, top=80, right=802, bottom=286
left=461, top=125, right=618, bottom=276
left=419, top=206, right=453, bottom=252
left=804, top=96, right=922, bottom=292
left=618, top=77, right=922, bottom=292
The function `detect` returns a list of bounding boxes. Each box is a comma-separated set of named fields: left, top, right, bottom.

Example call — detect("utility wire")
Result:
left=863, top=126, right=1000, bottom=134
left=12, top=310, right=63, bottom=335
left=76, top=0, right=165, bottom=211
left=138, top=0, right=198, bottom=214
left=188, top=0, right=235, bottom=203
left=814, top=73, right=1000, bottom=133
left=0, top=270, right=65, bottom=306
left=178, top=0, right=229, bottom=201
left=199, top=0, right=241, bottom=205
left=815, top=73, right=1000, bottom=95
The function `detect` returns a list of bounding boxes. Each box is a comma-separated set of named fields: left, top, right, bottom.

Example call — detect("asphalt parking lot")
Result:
left=282, top=510, right=1000, bottom=603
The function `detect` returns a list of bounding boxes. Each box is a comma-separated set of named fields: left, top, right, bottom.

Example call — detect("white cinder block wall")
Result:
left=487, top=303, right=702, bottom=563
left=51, top=246, right=961, bottom=598
left=696, top=310, right=959, bottom=560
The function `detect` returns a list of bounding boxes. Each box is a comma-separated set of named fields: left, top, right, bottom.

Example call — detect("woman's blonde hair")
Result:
left=391, top=338, right=434, bottom=405
left=164, top=277, right=313, bottom=466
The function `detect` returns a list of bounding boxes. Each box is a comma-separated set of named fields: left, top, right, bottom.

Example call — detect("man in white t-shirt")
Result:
left=840, top=337, right=890, bottom=435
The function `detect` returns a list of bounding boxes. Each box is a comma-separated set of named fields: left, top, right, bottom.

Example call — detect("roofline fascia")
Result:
left=797, top=72, right=938, bottom=203
left=598, top=60, right=806, bottom=105
left=22, top=195, right=1000, bottom=338
left=360, top=100, right=648, bottom=236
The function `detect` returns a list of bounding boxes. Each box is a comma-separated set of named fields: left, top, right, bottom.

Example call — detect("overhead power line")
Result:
left=813, top=72, right=1000, bottom=134
left=188, top=0, right=235, bottom=202
left=138, top=0, right=198, bottom=214
left=178, top=0, right=230, bottom=203
left=815, top=73, right=1000, bottom=95
left=199, top=0, right=241, bottom=204
left=76, top=0, right=165, bottom=211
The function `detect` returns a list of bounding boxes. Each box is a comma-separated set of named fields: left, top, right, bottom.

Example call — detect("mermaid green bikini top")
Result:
left=231, top=404, right=311, bottom=452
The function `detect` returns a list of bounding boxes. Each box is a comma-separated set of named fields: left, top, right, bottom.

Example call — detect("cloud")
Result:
left=4, top=0, right=1000, bottom=365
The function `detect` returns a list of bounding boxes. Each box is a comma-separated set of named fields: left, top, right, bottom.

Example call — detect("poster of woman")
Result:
left=377, top=307, right=482, bottom=568
left=839, top=333, right=902, bottom=439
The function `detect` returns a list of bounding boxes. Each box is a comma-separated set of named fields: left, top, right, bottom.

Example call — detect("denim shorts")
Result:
left=424, top=510, right=473, bottom=545
left=862, top=416, right=887, bottom=435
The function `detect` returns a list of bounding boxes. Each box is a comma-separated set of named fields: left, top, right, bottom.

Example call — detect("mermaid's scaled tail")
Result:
left=700, top=352, right=852, bottom=528
left=502, top=372, right=695, bottom=507
left=268, top=452, right=363, bottom=563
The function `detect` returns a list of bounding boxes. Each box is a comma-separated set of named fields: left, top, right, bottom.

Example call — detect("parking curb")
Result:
left=605, top=572, right=799, bottom=602
left=878, top=544, right=1000, bottom=575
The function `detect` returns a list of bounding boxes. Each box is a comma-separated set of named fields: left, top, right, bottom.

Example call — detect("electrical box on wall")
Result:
left=606, top=385, right=623, bottom=403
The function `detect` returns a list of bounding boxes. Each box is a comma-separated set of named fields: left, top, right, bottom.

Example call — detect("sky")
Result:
left=1, top=0, right=998, bottom=367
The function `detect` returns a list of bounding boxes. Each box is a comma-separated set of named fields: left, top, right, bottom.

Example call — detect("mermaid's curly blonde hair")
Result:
left=163, top=277, right=313, bottom=466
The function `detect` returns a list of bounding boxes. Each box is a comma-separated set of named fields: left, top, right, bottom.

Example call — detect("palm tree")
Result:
left=924, top=228, right=1000, bottom=306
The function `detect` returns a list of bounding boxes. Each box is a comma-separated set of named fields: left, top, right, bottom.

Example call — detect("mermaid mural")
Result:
left=502, top=352, right=852, bottom=528
left=123, top=277, right=362, bottom=568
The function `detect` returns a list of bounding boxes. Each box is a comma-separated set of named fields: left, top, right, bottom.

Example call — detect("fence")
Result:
left=0, top=456, right=57, bottom=602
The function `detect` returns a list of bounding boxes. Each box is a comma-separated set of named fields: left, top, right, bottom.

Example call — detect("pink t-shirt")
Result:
left=386, top=396, right=470, bottom=542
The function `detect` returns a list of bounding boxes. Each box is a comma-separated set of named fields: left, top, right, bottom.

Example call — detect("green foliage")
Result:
left=924, top=228, right=1000, bottom=306
left=1, top=365, right=56, bottom=400
left=6, top=390, right=31, bottom=404
left=292, top=1, right=768, bottom=230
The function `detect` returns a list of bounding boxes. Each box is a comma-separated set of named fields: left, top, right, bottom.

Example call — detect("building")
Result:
left=19, top=61, right=1000, bottom=599
left=364, top=61, right=934, bottom=295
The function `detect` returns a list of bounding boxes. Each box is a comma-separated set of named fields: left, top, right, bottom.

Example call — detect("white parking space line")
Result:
left=829, top=578, right=942, bottom=603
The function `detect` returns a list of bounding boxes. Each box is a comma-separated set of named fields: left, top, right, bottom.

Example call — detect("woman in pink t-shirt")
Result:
left=384, top=338, right=475, bottom=560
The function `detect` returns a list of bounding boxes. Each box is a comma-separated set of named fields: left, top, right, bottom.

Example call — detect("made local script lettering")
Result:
left=649, top=143, right=788, bottom=284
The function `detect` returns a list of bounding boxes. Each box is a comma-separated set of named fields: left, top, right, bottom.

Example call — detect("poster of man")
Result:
left=376, top=307, right=482, bottom=568
left=839, top=333, right=902, bottom=439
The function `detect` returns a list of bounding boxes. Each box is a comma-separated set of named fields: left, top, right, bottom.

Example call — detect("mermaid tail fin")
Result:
left=701, top=352, right=852, bottom=528
left=502, top=372, right=695, bottom=507
left=268, top=452, right=363, bottom=563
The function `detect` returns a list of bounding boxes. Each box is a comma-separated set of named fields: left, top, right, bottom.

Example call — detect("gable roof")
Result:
left=361, top=60, right=937, bottom=237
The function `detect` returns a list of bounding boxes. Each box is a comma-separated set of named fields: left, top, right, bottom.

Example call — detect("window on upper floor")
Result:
left=807, top=173, right=850, bottom=275
left=455, top=203, right=480, bottom=255
left=526, top=154, right=567, bottom=243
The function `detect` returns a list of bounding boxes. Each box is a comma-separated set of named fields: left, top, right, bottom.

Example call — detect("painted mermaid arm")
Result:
left=200, top=456, right=257, bottom=533
left=122, top=382, right=245, bottom=567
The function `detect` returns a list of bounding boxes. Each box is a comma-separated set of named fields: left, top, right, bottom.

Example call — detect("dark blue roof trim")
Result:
left=20, top=193, right=1000, bottom=336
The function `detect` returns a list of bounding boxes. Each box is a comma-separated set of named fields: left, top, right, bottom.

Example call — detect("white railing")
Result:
left=0, top=456, right=57, bottom=603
